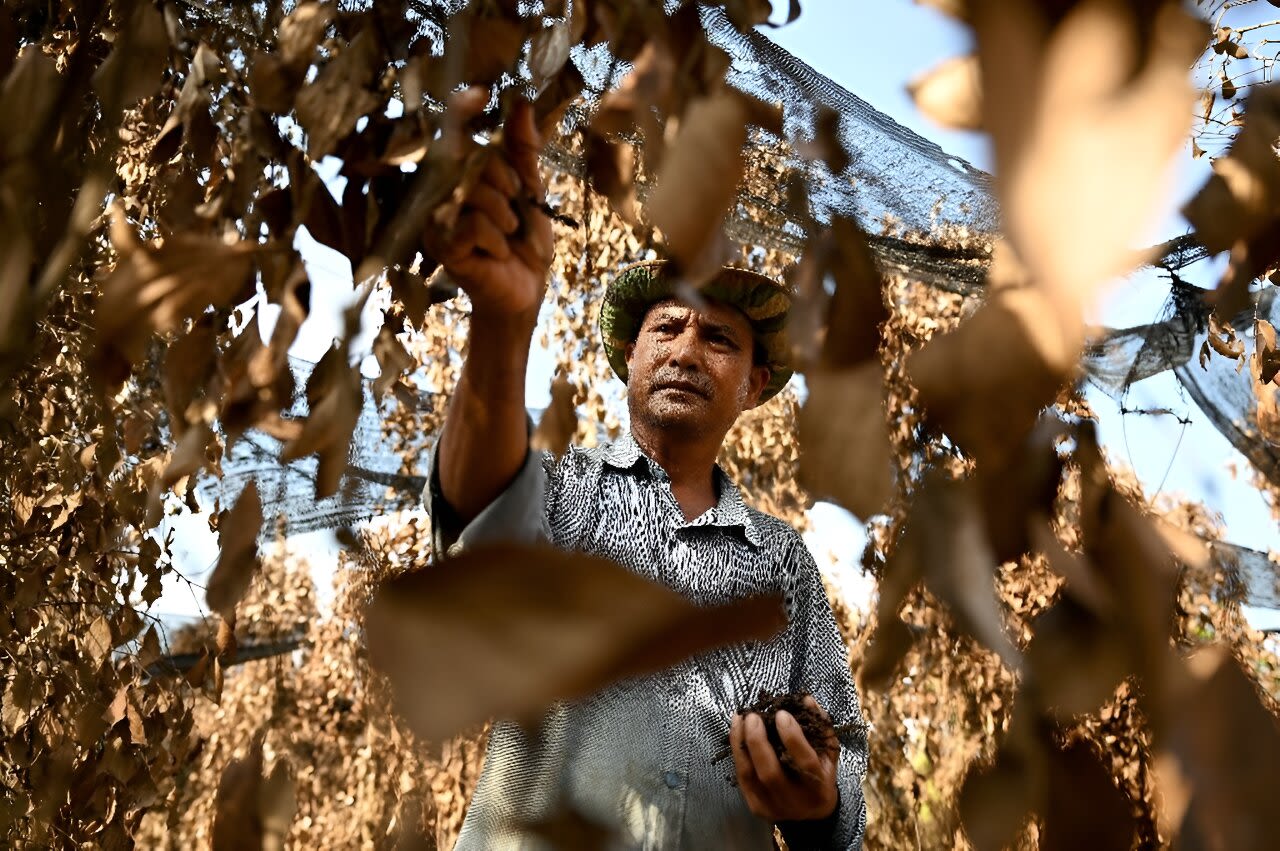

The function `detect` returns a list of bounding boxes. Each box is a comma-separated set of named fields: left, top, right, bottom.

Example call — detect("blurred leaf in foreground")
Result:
left=366, top=544, right=786, bottom=743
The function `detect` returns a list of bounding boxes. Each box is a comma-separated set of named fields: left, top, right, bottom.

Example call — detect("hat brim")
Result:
left=599, top=260, right=794, bottom=403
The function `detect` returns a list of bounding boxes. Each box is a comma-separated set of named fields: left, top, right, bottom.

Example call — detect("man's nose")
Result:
left=666, top=326, right=703, bottom=370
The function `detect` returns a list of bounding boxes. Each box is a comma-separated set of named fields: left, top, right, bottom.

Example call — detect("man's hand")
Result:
left=438, top=87, right=554, bottom=325
left=730, top=695, right=839, bottom=823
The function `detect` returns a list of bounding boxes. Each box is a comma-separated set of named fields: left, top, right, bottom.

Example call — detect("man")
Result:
left=427, top=93, right=867, bottom=850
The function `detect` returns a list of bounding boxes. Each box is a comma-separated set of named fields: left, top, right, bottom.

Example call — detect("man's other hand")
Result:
left=437, top=87, right=554, bottom=324
left=729, top=695, right=839, bottom=823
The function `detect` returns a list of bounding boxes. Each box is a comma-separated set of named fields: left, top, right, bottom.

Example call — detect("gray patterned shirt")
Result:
left=428, top=432, right=867, bottom=850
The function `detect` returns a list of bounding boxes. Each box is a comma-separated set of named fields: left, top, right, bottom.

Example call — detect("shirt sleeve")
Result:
left=422, top=427, right=553, bottom=558
left=780, top=540, right=869, bottom=851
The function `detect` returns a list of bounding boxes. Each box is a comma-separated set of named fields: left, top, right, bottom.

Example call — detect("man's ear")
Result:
left=745, top=365, right=771, bottom=409
left=625, top=340, right=636, bottom=368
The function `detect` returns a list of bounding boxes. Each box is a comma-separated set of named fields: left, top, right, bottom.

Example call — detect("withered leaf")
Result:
left=95, top=208, right=259, bottom=385
left=83, top=615, right=115, bottom=664
left=211, top=736, right=296, bottom=850
left=529, top=20, right=573, bottom=90
left=959, top=706, right=1047, bottom=851
left=1256, top=318, right=1280, bottom=384
left=911, top=473, right=1021, bottom=668
left=798, top=362, right=896, bottom=522
left=458, top=12, right=531, bottom=87
left=205, top=482, right=263, bottom=620
left=279, top=348, right=362, bottom=499
left=278, top=1, right=334, bottom=69
left=1183, top=84, right=1280, bottom=319
left=163, top=321, right=218, bottom=440
left=822, top=217, right=889, bottom=368
left=584, top=134, right=639, bottom=222
left=152, top=64, right=218, bottom=165
left=909, top=53, right=982, bottom=131
left=971, top=0, right=1205, bottom=304
left=908, top=286, right=1079, bottom=467
left=794, top=105, right=849, bottom=174
left=372, top=326, right=413, bottom=399
left=137, top=625, right=161, bottom=670
left=1025, top=596, right=1128, bottom=719
left=91, top=1, right=169, bottom=115
left=295, top=28, right=382, bottom=159
left=858, top=611, right=918, bottom=694
left=1076, top=427, right=1183, bottom=712
left=530, top=373, right=578, bottom=461
left=366, top=543, right=786, bottom=742
left=162, top=420, right=214, bottom=489
left=1164, top=648, right=1280, bottom=850
left=1032, top=520, right=1111, bottom=616
left=1041, top=739, right=1137, bottom=851
left=647, top=89, right=751, bottom=280
left=1220, top=66, right=1237, bottom=101
left=975, top=416, right=1066, bottom=564
left=1, top=669, right=40, bottom=734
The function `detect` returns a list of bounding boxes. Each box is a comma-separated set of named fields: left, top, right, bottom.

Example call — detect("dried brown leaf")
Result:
left=1184, top=84, right=1280, bottom=319
left=531, top=373, right=578, bottom=460
left=1041, top=739, right=1137, bottom=851
left=95, top=208, right=258, bottom=384
left=279, top=1, right=334, bottom=69
left=83, top=615, right=114, bottom=664
left=798, top=362, right=896, bottom=521
left=529, top=20, right=573, bottom=90
left=373, top=326, right=413, bottom=399
left=211, top=735, right=295, bottom=850
left=972, top=0, right=1205, bottom=304
left=366, top=543, right=786, bottom=742
left=295, top=28, right=382, bottom=159
left=1025, top=597, right=1128, bottom=719
left=1165, top=647, right=1280, bottom=850
left=205, top=482, right=263, bottom=620
left=163, top=321, right=218, bottom=440
left=959, top=707, right=1046, bottom=851
left=278, top=348, right=362, bottom=499
left=91, top=1, right=169, bottom=114
left=909, top=53, right=982, bottom=131
left=911, top=474, right=1021, bottom=668
left=976, top=417, right=1066, bottom=564
left=648, top=89, right=750, bottom=279
left=908, top=286, right=1079, bottom=467
left=1256, top=318, right=1280, bottom=384
left=584, top=134, right=639, bottom=222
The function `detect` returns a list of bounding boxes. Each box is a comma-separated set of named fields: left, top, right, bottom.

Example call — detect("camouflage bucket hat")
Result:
left=599, top=259, right=794, bottom=403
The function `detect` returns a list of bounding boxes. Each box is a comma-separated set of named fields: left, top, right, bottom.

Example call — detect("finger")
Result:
left=482, top=151, right=522, bottom=198
left=510, top=200, right=554, bottom=271
left=743, top=712, right=786, bottom=790
left=465, top=183, right=520, bottom=234
left=730, top=715, right=773, bottom=818
left=454, top=212, right=511, bottom=260
left=503, top=99, right=544, bottom=197
left=775, top=710, right=824, bottom=780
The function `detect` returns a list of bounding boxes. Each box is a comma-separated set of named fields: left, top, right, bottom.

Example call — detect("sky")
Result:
left=151, top=1, right=1280, bottom=632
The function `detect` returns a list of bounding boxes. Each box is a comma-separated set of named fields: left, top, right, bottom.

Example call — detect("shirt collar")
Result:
left=602, top=432, right=762, bottom=548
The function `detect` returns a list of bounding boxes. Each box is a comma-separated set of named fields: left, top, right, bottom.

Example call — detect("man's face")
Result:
left=625, top=298, right=771, bottom=439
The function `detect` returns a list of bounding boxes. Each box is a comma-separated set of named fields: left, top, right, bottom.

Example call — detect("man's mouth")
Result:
left=654, top=380, right=709, bottom=399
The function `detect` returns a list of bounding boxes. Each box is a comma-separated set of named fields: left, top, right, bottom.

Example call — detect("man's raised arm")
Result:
left=432, top=91, right=554, bottom=526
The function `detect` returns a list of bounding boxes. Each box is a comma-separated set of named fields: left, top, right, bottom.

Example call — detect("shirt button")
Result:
left=663, top=770, right=682, bottom=789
